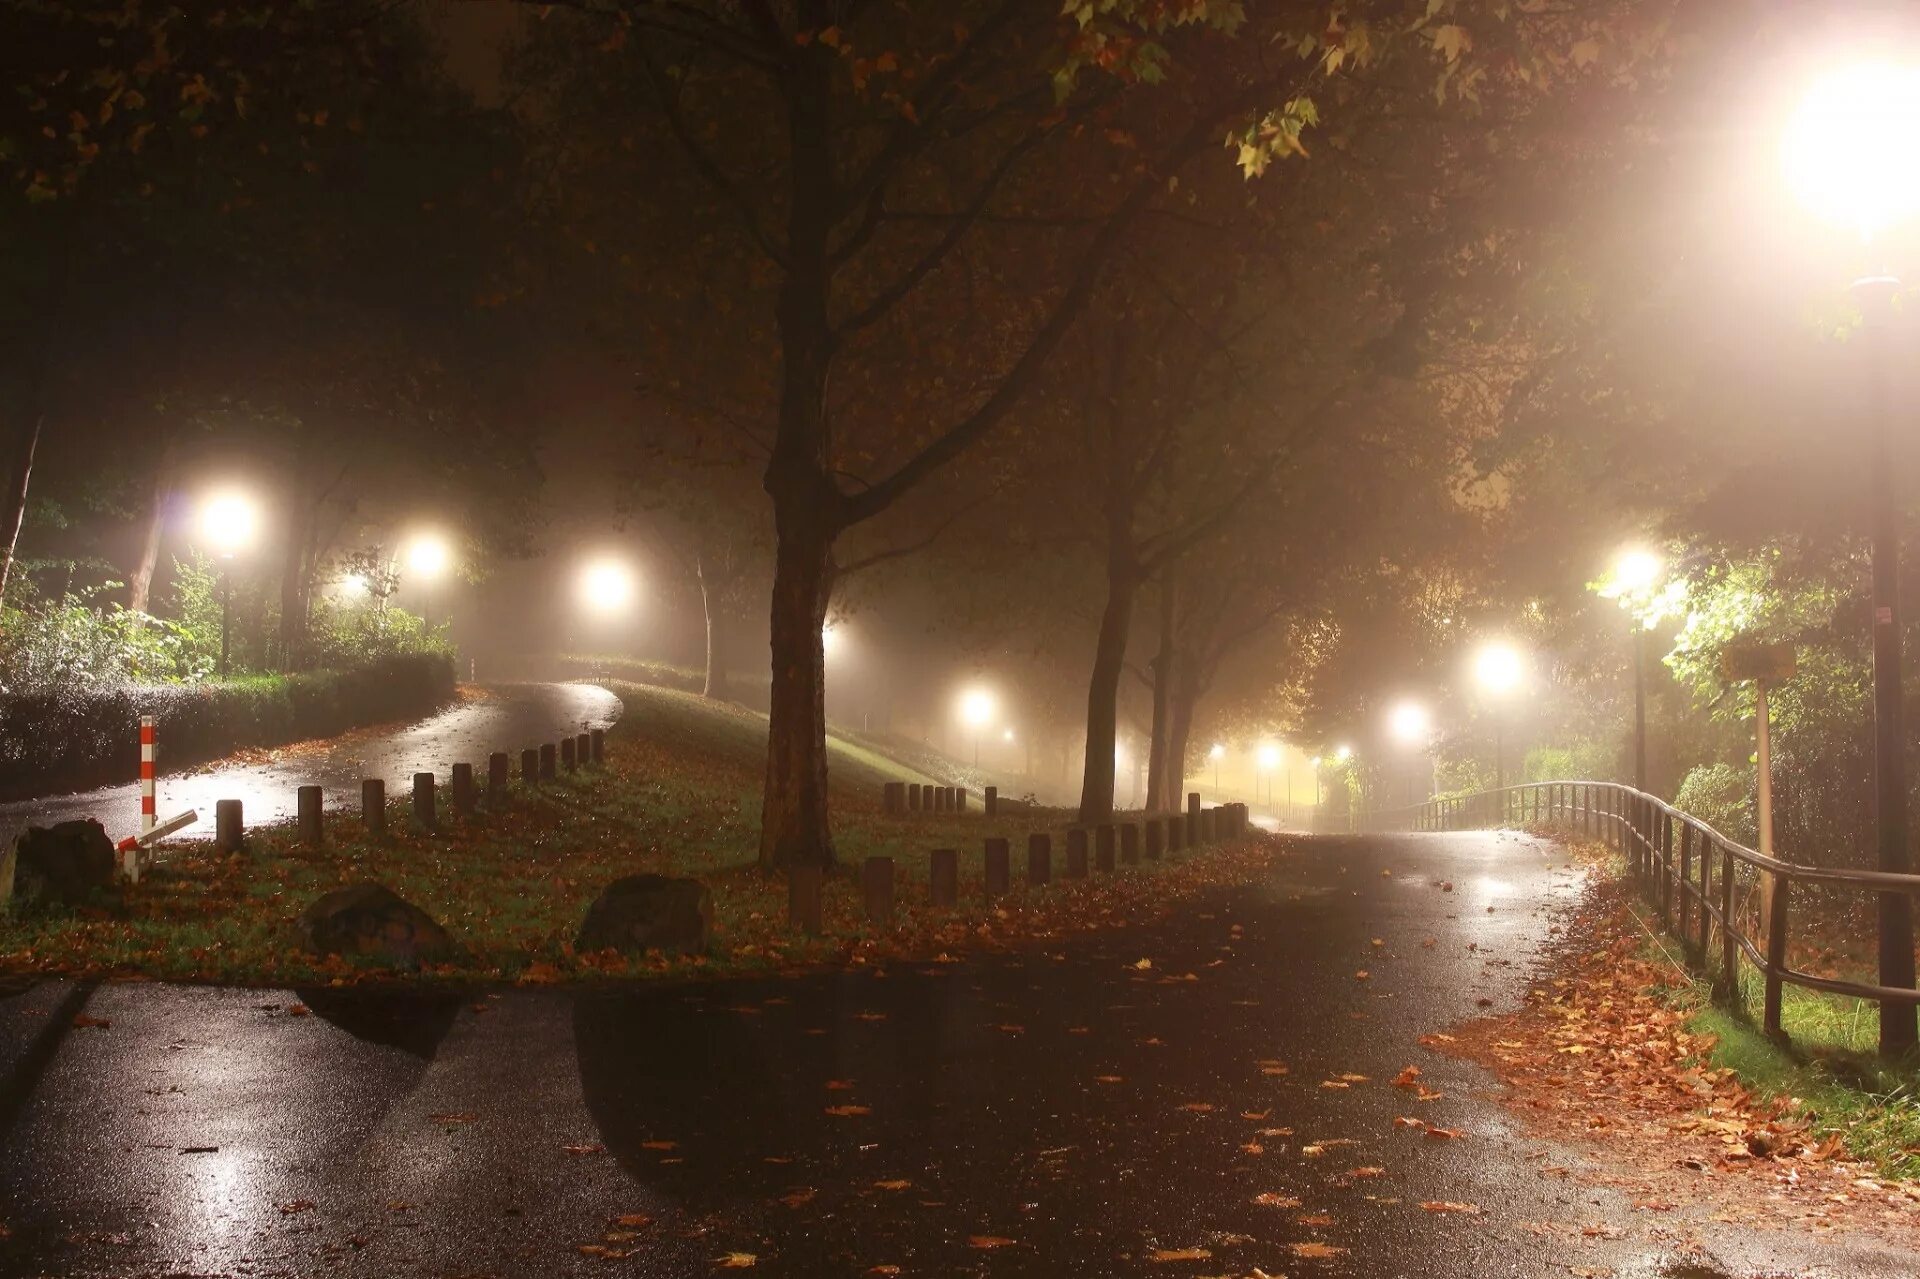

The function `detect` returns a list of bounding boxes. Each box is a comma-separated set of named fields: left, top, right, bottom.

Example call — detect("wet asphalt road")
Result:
left=0, top=831, right=1908, bottom=1278
left=0, top=682, right=623, bottom=851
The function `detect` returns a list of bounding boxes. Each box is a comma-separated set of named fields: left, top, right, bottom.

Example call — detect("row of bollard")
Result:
left=210, top=727, right=608, bottom=852
left=881, top=781, right=975, bottom=814
left=789, top=797, right=1251, bottom=932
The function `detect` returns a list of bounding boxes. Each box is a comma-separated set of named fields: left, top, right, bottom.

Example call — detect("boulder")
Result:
left=576, top=874, right=712, bottom=956
left=9, top=820, right=115, bottom=908
left=298, top=883, right=457, bottom=968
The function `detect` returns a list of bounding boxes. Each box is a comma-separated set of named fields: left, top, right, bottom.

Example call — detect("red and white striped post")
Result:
left=139, top=715, right=157, bottom=836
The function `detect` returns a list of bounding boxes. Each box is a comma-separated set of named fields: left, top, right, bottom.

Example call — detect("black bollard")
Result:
left=1095, top=824, right=1116, bottom=873
left=985, top=785, right=998, bottom=816
left=215, top=798, right=244, bottom=852
left=884, top=782, right=905, bottom=814
left=930, top=848, right=959, bottom=907
left=788, top=866, right=823, bottom=935
left=1027, top=833, right=1052, bottom=885
left=590, top=728, right=605, bottom=763
left=412, top=771, right=437, bottom=832
left=451, top=762, right=476, bottom=817
left=561, top=736, right=577, bottom=772
left=863, top=856, right=895, bottom=926
left=984, top=838, right=1010, bottom=898
left=540, top=743, right=557, bottom=780
left=1144, top=817, right=1164, bottom=860
left=488, top=752, right=509, bottom=803
left=297, top=785, right=323, bottom=848
left=361, top=779, right=385, bottom=839
left=576, top=732, right=591, bottom=768
left=1120, top=822, right=1140, bottom=865
left=1066, top=828, right=1089, bottom=879
left=521, top=748, right=540, bottom=784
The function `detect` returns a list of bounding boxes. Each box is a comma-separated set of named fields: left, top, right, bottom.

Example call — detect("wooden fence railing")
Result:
left=1361, top=780, right=1920, bottom=1049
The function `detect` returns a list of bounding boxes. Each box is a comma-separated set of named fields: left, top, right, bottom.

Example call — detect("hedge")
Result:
left=0, top=653, right=456, bottom=800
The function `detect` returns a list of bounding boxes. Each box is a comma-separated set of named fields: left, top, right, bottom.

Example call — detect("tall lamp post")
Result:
left=198, top=491, right=258, bottom=677
left=1613, top=550, right=1662, bottom=794
left=1387, top=701, right=1432, bottom=808
left=407, top=533, right=453, bottom=631
left=1256, top=742, right=1280, bottom=808
left=1473, top=642, right=1526, bottom=793
left=1782, top=62, right=1920, bottom=1055
left=959, top=687, right=996, bottom=767
left=1209, top=743, right=1225, bottom=796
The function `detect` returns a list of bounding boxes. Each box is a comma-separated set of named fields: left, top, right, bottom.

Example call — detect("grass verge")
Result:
left=0, top=680, right=1278, bottom=987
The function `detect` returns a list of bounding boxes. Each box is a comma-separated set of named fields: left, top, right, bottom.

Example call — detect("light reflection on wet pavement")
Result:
left=0, top=682, right=621, bottom=849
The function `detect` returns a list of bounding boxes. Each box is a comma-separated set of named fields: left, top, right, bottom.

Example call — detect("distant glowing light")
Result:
left=1614, top=549, right=1662, bottom=594
left=407, top=533, right=453, bottom=580
left=1256, top=742, right=1281, bottom=771
left=199, top=491, right=259, bottom=557
left=1782, top=62, right=1920, bottom=241
left=1114, top=742, right=1130, bottom=768
left=1002, top=728, right=1016, bottom=743
left=578, top=559, right=636, bottom=613
left=1334, top=744, right=1353, bottom=762
left=822, top=623, right=841, bottom=655
left=1209, top=743, right=1226, bottom=761
left=338, top=573, right=368, bottom=598
left=1474, top=642, right=1525, bottom=696
left=1310, top=755, right=1323, bottom=768
left=959, top=687, right=997, bottom=728
left=1388, top=702, right=1432, bottom=746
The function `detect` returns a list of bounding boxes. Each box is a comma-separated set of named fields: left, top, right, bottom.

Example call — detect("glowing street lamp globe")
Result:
left=1209, top=743, right=1226, bottom=761
left=1387, top=701, right=1431, bottom=747
left=1782, top=63, right=1920, bottom=242
left=1256, top=742, right=1281, bottom=771
left=1002, top=727, right=1016, bottom=743
left=199, top=491, right=259, bottom=558
left=578, top=559, right=637, bottom=614
left=1615, top=549, right=1662, bottom=595
left=1474, top=642, right=1525, bottom=697
left=406, top=533, right=453, bottom=580
left=1334, top=744, right=1353, bottom=763
left=959, top=687, right=996, bottom=728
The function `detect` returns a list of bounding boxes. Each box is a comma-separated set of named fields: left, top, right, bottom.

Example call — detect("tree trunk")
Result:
left=1077, top=564, right=1139, bottom=824
left=697, top=554, right=720, bottom=699
left=757, top=511, right=836, bottom=869
left=1166, top=666, right=1201, bottom=812
left=126, top=433, right=179, bottom=615
left=1145, top=573, right=1177, bottom=811
left=278, top=495, right=312, bottom=672
left=0, top=416, right=40, bottom=616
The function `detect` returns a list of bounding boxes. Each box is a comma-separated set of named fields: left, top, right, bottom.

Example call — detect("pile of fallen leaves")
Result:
left=1444, top=876, right=1920, bottom=1236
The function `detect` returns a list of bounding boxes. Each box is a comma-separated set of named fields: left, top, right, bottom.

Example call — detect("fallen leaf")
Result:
left=1149, top=1247, right=1212, bottom=1262
left=1419, top=1201, right=1482, bottom=1214
left=1423, top=1127, right=1464, bottom=1141
left=563, top=1143, right=607, bottom=1156
left=429, top=1112, right=477, bottom=1125
left=613, top=1214, right=652, bottom=1228
left=779, top=1189, right=816, bottom=1208
left=1178, top=1102, right=1215, bottom=1113
left=72, top=1014, right=110, bottom=1029
left=1292, top=1242, right=1347, bottom=1258
left=969, top=1236, right=1018, bottom=1249
left=277, top=1200, right=315, bottom=1215
left=715, top=1252, right=757, bottom=1268
left=873, top=1180, right=910, bottom=1191
left=1253, top=1193, right=1302, bottom=1208
left=825, top=1105, right=872, bottom=1117
left=641, top=1140, right=679, bottom=1151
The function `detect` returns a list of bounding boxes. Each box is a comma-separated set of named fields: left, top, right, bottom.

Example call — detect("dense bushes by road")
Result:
left=0, top=653, right=456, bottom=799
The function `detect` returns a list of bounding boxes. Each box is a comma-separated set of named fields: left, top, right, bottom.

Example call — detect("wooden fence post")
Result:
left=1166, top=809, right=1186, bottom=853
left=215, top=799, right=244, bottom=851
left=956, top=788, right=969, bottom=812
left=361, top=779, right=386, bottom=839
left=883, top=782, right=905, bottom=814
left=488, top=752, right=509, bottom=803
left=862, top=856, right=895, bottom=926
left=1027, top=833, right=1051, bottom=885
left=521, top=748, right=539, bottom=784
left=540, top=743, right=557, bottom=780
left=1120, top=822, right=1140, bottom=865
left=561, top=737, right=577, bottom=772
left=908, top=783, right=922, bottom=811
left=1144, top=818, right=1164, bottom=860
left=984, top=786, right=998, bottom=816
left=412, top=772, right=437, bottom=832
left=1676, top=822, right=1693, bottom=948
left=297, top=786, right=323, bottom=847
left=1716, top=846, right=1738, bottom=1000
left=1659, top=811, right=1674, bottom=929
left=590, top=728, right=605, bottom=763
left=576, top=732, right=591, bottom=768
left=1095, top=824, right=1116, bottom=872
left=1187, top=792, right=1201, bottom=845
left=930, top=848, right=958, bottom=906
left=984, top=838, right=1010, bottom=897
left=1764, top=873, right=1791, bottom=1041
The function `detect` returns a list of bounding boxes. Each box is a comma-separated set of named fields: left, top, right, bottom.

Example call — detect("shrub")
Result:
left=1674, top=762, right=1756, bottom=846
left=0, top=653, right=456, bottom=800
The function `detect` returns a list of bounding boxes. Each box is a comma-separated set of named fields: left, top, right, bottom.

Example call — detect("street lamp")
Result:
left=1612, top=549, right=1662, bottom=793
left=406, top=533, right=453, bottom=630
left=1387, top=701, right=1433, bottom=808
left=1209, top=742, right=1225, bottom=795
left=958, top=686, right=996, bottom=766
left=578, top=559, right=637, bottom=614
left=1781, top=60, right=1920, bottom=1055
left=1310, top=756, right=1323, bottom=808
left=1473, top=641, right=1526, bottom=792
left=198, top=490, right=258, bottom=677
left=1256, top=741, right=1281, bottom=807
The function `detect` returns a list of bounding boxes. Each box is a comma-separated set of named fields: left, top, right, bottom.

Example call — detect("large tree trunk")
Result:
left=278, top=491, right=313, bottom=672
left=1166, top=665, right=1201, bottom=813
left=1077, top=563, right=1139, bottom=824
left=757, top=511, right=836, bottom=869
left=1145, top=574, right=1177, bottom=811
left=0, top=416, right=40, bottom=616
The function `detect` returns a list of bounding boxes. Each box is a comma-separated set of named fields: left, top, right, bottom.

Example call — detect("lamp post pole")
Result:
left=1859, top=276, right=1917, bottom=1056
left=218, top=561, right=233, bottom=677
left=1632, top=624, right=1649, bottom=793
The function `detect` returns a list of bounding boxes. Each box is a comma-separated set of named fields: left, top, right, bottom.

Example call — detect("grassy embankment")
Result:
left=1552, top=828, right=1920, bottom=1180
left=0, top=680, right=1272, bottom=986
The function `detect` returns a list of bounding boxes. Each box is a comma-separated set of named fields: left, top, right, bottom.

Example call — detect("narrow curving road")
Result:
left=0, top=830, right=1908, bottom=1277
left=0, top=681, right=622, bottom=851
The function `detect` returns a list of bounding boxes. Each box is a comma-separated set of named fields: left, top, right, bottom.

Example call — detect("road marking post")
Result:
left=139, top=715, right=157, bottom=836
